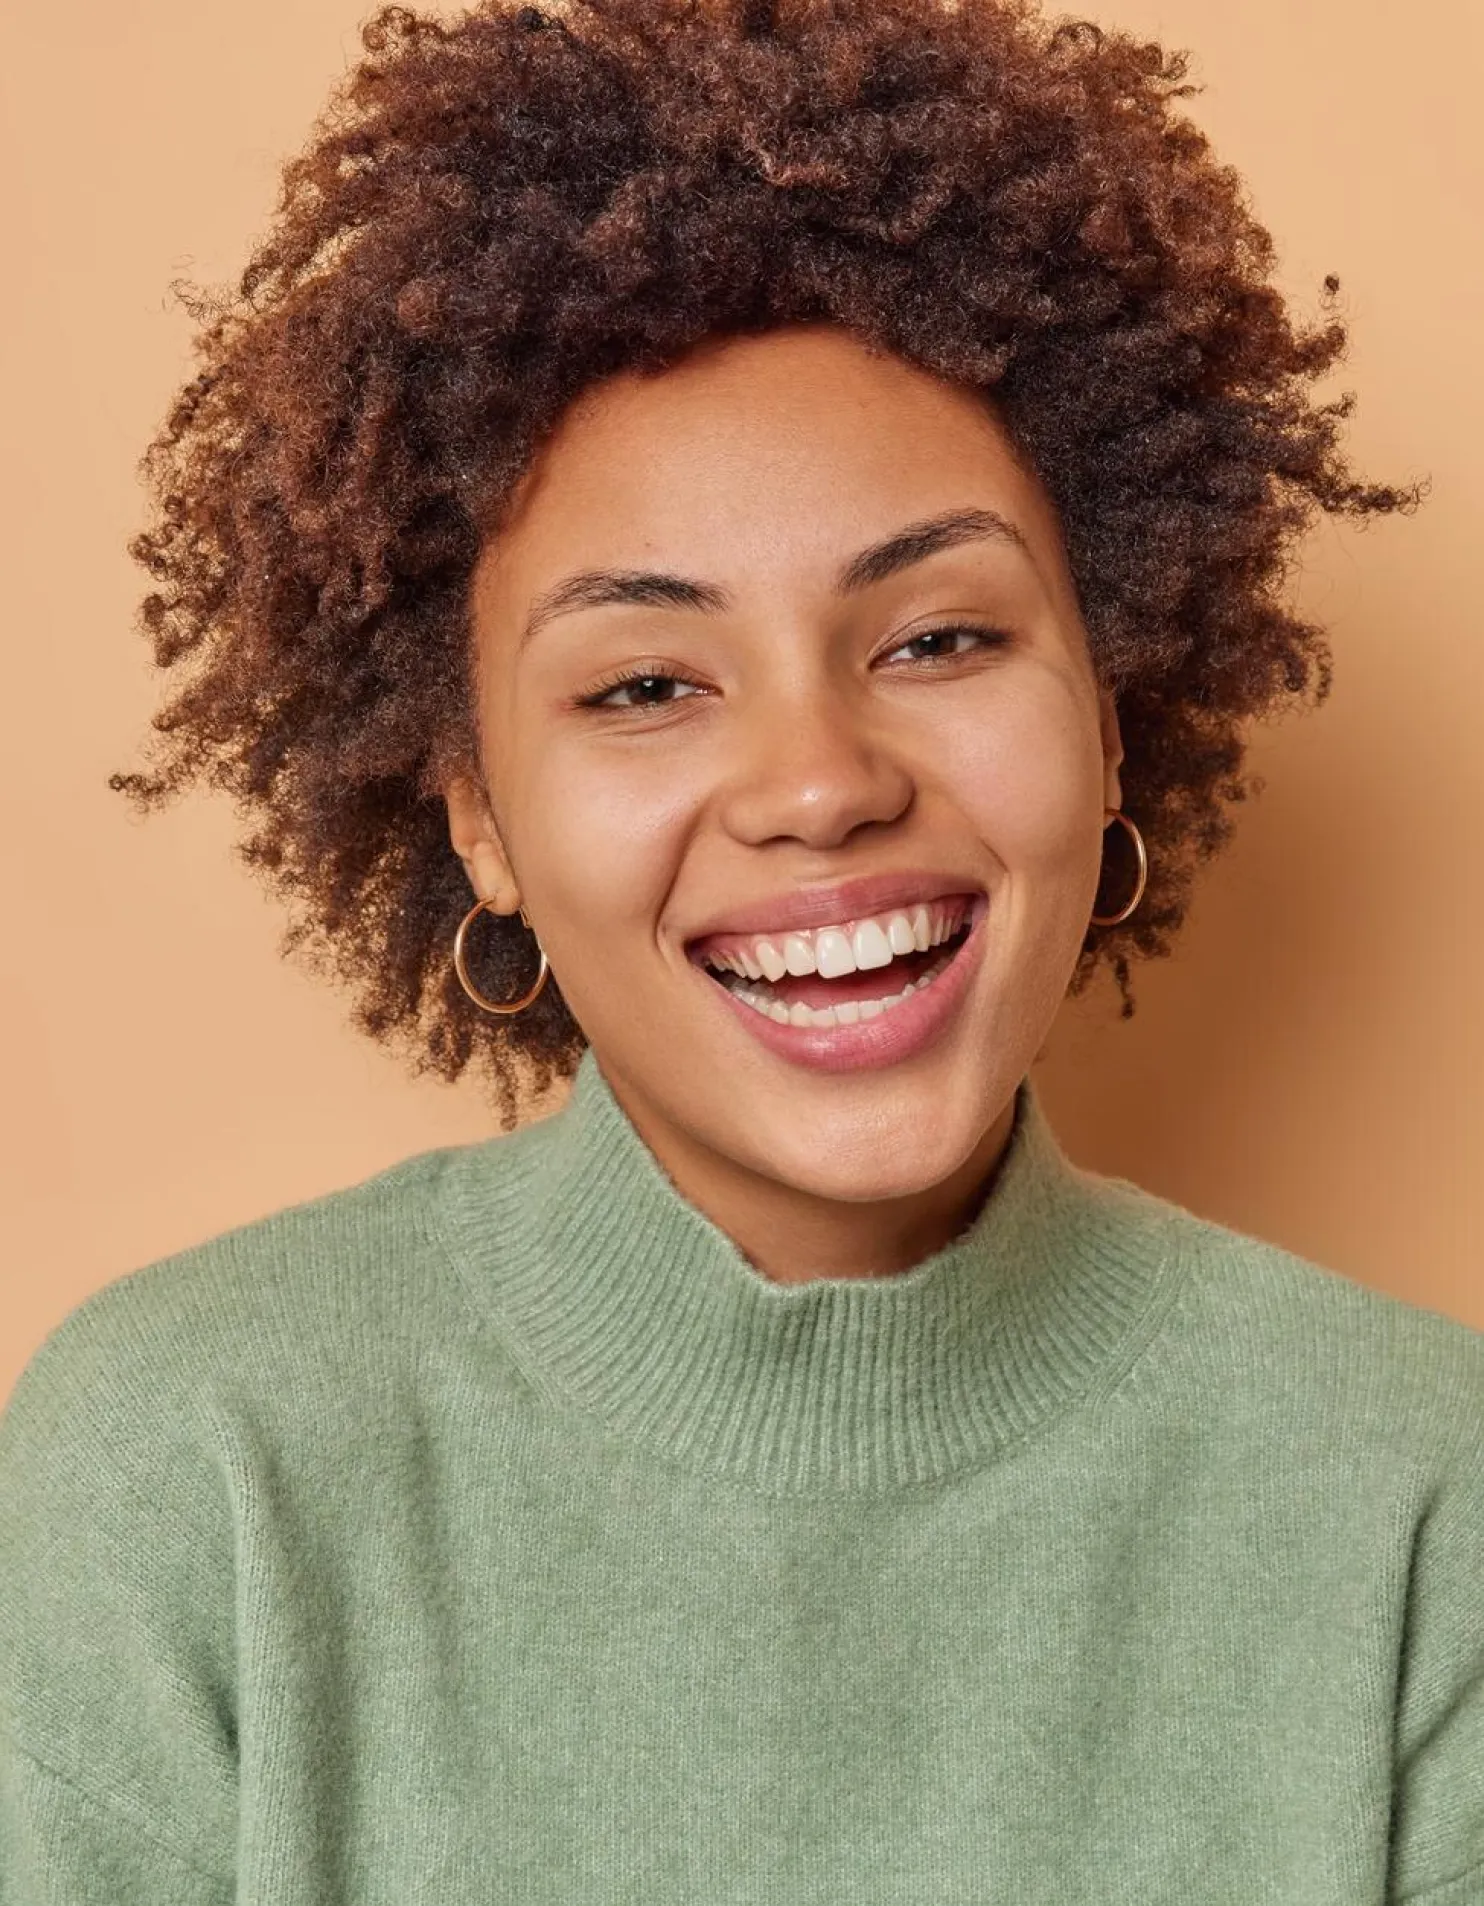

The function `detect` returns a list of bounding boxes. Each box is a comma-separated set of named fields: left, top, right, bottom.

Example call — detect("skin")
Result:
left=444, top=322, right=1124, bottom=1285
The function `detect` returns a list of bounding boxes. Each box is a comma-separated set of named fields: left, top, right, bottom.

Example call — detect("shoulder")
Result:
left=0, top=1098, right=577, bottom=1487
left=1099, top=1170, right=1484, bottom=1889
left=4, top=1113, right=563, bottom=1425
left=0, top=1127, right=535, bottom=1544
left=0, top=1127, right=526, bottom=1785
left=1093, top=1169, right=1484, bottom=1473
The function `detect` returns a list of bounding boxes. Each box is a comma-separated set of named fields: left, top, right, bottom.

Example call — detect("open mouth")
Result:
left=693, top=898, right=978, bottom=1029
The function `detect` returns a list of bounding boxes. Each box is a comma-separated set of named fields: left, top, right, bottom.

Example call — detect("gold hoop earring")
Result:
left=452, top=899, right=551, bottom=1015
left=1090, top=808, right=1148, bottom=927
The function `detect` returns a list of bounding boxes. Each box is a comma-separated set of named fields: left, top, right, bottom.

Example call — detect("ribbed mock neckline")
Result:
left=437, top=1046, right=1180, bottom=1495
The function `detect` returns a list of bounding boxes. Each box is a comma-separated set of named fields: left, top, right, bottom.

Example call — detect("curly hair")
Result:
left=110, top=0, right=1413, bottom=1129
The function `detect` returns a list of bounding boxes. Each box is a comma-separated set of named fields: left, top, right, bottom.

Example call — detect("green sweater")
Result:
left=3, top=1048, right=1483, bottom=1905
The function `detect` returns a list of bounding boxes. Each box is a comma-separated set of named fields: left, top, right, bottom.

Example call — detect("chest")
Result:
left=230, top=1424, right=1405, bottom=1903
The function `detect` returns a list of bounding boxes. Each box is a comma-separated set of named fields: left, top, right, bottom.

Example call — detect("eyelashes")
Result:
left=573, top=622, right=1011, bottom=715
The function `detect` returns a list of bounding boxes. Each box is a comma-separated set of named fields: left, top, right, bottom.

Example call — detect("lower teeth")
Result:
left=722, top=941, right=959, bottom=1029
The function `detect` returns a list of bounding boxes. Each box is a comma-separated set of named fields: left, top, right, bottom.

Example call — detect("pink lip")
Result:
left=696, top=892, right=988, bottom=1075
left=685, top=869, right=985, bottom=960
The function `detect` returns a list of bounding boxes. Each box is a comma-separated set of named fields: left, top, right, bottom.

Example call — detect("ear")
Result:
left=1098, top=688, right=1125, bottom=814
left=443, top=773, right=521, bottom=910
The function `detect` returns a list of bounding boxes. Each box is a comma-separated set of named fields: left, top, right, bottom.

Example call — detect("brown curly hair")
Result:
left=110, top=0, right=1413, bottom=1129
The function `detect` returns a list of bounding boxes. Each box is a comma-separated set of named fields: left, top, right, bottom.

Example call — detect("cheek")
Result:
left=512, top=744, right=691, bottom=959
left=932, top=670, right=1104, bottom=874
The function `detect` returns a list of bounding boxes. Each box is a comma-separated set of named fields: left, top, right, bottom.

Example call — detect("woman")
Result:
left=3, top=0, right=1480, bottom=1899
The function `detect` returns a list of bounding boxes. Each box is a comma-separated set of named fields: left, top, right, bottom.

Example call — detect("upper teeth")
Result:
left=700, top=898, right=970, bottom=982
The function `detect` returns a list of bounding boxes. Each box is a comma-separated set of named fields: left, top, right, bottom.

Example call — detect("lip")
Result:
left=695, top=891, right=988, bottom=1075
left=684, top=869, right=986, bottom=959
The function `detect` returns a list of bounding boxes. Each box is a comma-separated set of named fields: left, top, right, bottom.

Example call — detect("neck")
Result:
left=439, top=1045, right=1176, bottom=1491
left=595, top=1061, right=1020, bottom=1285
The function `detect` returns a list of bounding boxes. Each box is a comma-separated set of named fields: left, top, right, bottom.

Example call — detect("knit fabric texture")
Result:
left=3, top=1047, right=1483, bottom=1904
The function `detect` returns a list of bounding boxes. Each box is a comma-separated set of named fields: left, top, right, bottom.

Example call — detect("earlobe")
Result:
left=442, top=774, right=518, bottom=906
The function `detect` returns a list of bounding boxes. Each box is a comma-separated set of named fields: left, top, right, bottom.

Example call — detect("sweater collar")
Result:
left=438, top=1045, right=1179, bottom=1496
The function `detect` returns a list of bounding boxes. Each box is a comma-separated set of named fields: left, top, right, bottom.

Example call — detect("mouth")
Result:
left=689, top=890, right=987, bottom=1074
left=690, top=891, right=980, bottom=1029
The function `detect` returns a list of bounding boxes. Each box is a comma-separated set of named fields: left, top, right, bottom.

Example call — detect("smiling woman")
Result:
left=2, top=0, right=1482, bottom=1901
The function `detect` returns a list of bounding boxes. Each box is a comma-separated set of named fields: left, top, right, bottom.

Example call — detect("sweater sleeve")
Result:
left=0, top=1743, right=233, bottom=1906
left=0, top=1277, right=239, bottom=1902
left=1389, top=1381, right=1484, bottom=1904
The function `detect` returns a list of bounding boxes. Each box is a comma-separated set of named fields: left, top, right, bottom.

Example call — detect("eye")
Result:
left=573, top=624, right=1008, bottom=716
left=882, top=623, right=1009, bottom=666
left=575, top=669, right=706, bottom=712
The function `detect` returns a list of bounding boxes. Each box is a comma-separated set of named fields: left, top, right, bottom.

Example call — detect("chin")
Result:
left=746, top=1084, right=1005, bottom=1207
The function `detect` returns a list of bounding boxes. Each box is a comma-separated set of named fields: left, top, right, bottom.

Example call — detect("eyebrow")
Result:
left=514, top=505, right=1031, bottom=655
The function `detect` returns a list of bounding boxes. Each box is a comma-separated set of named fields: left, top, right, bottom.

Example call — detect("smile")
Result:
left=692, top=893, right=987, bottom=1074
left=697, top=895, right=975, bottom=1026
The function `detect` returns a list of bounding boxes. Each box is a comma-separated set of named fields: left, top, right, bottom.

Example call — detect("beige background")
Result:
left=3, top=0, right=1480, bottom=1404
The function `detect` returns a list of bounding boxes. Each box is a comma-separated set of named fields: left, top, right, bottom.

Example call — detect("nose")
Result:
left=714, top=685, right=915, bottom=850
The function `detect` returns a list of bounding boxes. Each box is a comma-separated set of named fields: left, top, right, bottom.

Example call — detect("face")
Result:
left=446, top=323, right=1122, bottom=1215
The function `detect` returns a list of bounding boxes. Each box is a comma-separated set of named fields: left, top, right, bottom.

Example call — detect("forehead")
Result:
left=474, top=324, right=1078, bottom=624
